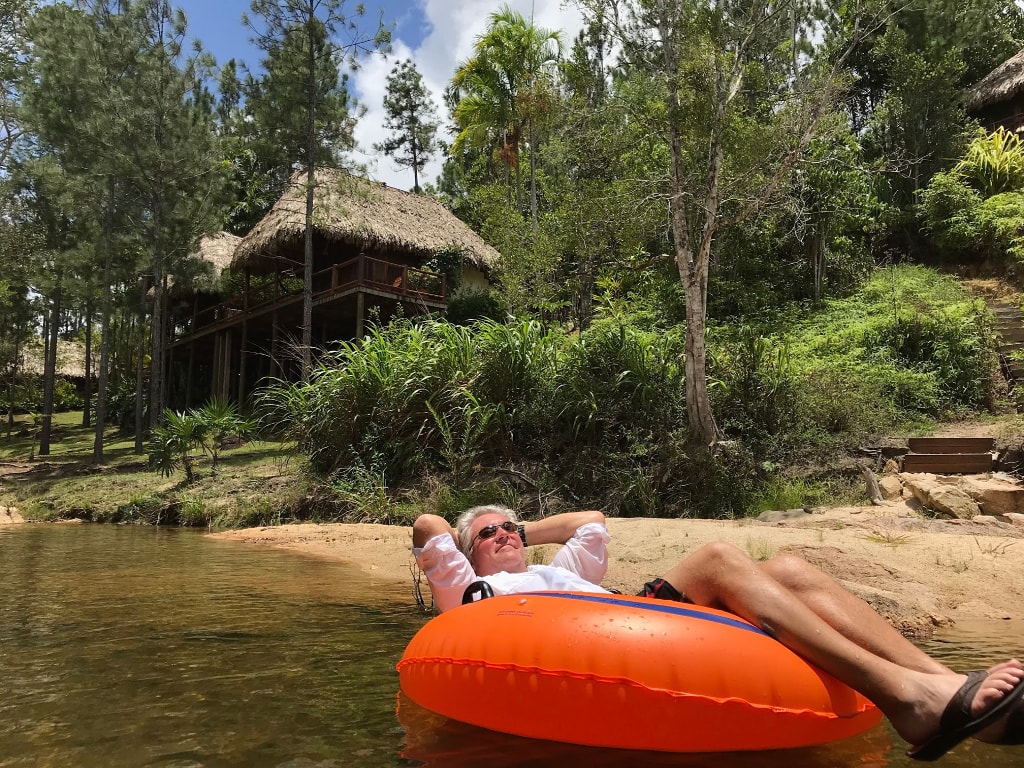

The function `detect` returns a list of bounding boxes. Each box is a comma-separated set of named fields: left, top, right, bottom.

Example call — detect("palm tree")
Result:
left=449, top=7, right=561, bottom=224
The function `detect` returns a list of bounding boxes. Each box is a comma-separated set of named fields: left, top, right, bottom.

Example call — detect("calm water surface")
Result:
left=1, top=524, right=1021, bottom=768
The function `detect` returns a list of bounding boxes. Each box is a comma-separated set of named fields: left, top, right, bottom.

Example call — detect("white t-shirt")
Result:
left=413, top=521, right=612, bottom=613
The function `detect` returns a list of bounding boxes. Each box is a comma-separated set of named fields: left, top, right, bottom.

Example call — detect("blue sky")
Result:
left=175, top=1, right=433, bottom=75
left=172, top=0, right=584, bottom=191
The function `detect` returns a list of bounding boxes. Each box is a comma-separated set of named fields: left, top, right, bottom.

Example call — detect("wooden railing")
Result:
left=319, top=254, right=445, bottom=299
left=174, top=254, right=446, bottom=341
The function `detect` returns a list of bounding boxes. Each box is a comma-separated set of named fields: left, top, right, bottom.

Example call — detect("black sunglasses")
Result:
left=470, top=521, right=518, bottom=551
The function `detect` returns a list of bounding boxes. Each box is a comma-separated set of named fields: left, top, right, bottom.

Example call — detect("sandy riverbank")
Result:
left=208, top=500, right=1024, bottom=636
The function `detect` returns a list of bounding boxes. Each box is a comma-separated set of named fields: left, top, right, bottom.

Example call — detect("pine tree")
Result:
left=21, top=1, right=226, bottom=459
left=375, top=59, right=439, bottom=193
left=0, top=0, right=33, bottom=174
left=0, top=177, right=41, bottom=436
left=244, top=0, right=390, bottom=381
left=122, top=0, right=226, bottom=431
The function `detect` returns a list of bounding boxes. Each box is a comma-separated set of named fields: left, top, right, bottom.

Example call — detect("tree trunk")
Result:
left=148, top=204, right=165, bottom=429
left=529, top=117, right=538, bottom=230
left=93, top=180, right=115, bottom=465
left=7, top=334, right=20, bottom=438
left=411, top=128, right=420, bottom=193
left=302, top=172, right=314, bottom=382
left=135, top=277, right=148, bottom=455
left=658, top=0, right=725, bottom=449
left=82, top=299, right=92, bottom=427
left=682, top=270, right=721, bottom=447
left=301, top=15, right=316, bottom=383
left=39, top=270, right=63, bottom=457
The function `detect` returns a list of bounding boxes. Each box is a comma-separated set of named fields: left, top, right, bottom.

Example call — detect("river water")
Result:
left=1, top=524, right=1021, bottom=768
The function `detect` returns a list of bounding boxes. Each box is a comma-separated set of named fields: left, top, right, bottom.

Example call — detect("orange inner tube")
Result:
left=398, top=591, right=882, bottom=752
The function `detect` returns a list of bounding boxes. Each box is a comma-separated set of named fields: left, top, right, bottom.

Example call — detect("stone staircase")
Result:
left=991, top=301, right=1024, bottom=385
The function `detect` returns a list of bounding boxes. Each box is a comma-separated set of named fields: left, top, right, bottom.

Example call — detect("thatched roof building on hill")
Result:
left=232, top=169, right=499, bottom=275
left=966, top=48, right=1024, bottom=132
left=168, top=171, right=500, bottom=407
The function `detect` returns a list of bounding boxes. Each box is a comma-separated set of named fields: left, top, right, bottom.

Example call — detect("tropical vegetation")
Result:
left=1, top=0, right=1023, bottom=524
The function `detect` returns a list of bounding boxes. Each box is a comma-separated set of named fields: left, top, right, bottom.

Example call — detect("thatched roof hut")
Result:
left=20, top=339, right=89, bottom=378
left=231, top=169, right=500, bottom=274
left=966, top=49, right=1024, bottom=120
left=159, top=232, right=241, bottom=296
left=185, top=232, right=241, bottom=292
left=196, top=232, right=240, bottom=278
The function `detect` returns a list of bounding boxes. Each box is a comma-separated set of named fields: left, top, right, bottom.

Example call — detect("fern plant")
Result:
left=954, top=127, right=1024, bottom=196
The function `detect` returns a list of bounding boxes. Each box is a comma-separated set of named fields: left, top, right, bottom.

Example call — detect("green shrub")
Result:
left=178, top=494, right=210, bottom=527
left=445, top=286, right=506, bottom=325
left=554, top=319, right=685, bottom=449
left=713, top=326, right=797, bottom=443
left=982, top=192, right=1024, bottom=261
left=918, top=171, right=991, bottom=257
left=258, top=266, right=990, bottom=519
left=919, top=129, right=1024, bottom=264
left=148, top=398, right=255, bottom=483
left=750, top=476, right=829, bottom=514
left=0, top=375, right=83, bottom=413
left=794, top=366, right=901, bottom=437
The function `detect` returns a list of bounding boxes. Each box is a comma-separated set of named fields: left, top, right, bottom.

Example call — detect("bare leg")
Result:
left=659, top=542, right=1024, bottom=746
left=759, top=553, right=951, bottom=675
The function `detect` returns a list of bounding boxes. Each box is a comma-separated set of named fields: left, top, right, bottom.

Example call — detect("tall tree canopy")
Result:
left=449, top=6, right=562, bottom=222
left=571, top=0, right=872, bottom=447
left=375, top=59, right=439, bottom=193
left=20, top=0, right=227, bottom=458
left=0, top=0, right=33, bottom=174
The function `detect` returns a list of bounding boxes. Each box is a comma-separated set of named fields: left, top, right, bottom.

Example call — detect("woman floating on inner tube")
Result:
left=412, top=505, right=1024, bottom=762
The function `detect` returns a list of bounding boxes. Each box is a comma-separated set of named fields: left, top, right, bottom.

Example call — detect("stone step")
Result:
left=902, top=453, right=994, bottom=474
left=997, top=327, right=1024, bottom=343
left=907, top=437, right=994, bottom=453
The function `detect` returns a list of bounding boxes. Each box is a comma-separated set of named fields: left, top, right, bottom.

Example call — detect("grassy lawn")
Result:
left=0, top=412, right=310, bottom=527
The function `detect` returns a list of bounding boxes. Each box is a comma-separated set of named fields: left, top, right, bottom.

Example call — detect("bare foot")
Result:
left=974, top=660, right=1024, bottom=743
left=894, top=660, right=1024, bottom=748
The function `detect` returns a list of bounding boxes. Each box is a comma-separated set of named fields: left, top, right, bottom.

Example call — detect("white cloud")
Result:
left=349, top=0, right=584, bottom=192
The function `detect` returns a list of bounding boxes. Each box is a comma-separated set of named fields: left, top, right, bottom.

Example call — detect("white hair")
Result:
left=455, top=504, right=519, bottom=556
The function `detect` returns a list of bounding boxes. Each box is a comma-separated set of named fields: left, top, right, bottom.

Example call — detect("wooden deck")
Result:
left=171, top=254, right=446, bottom=347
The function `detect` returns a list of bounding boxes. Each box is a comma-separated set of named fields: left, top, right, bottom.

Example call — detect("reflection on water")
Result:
left=1, top=525, right=1021, bottom=768
left=0, top=525, right=422, bottom=767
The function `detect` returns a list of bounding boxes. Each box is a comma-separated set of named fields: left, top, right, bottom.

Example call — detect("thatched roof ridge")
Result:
left=231, top=169, right=500, bottom=273
left=966, top=48, right=1024, bottom=111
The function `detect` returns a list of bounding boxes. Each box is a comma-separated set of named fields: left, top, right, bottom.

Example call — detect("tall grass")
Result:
left=259, top=266, right=995, bottom=518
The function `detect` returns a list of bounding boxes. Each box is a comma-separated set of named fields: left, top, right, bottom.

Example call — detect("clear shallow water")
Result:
left=0, top=525, right=420, bottom=767
left=1, top=524, right=1021, bottom=768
